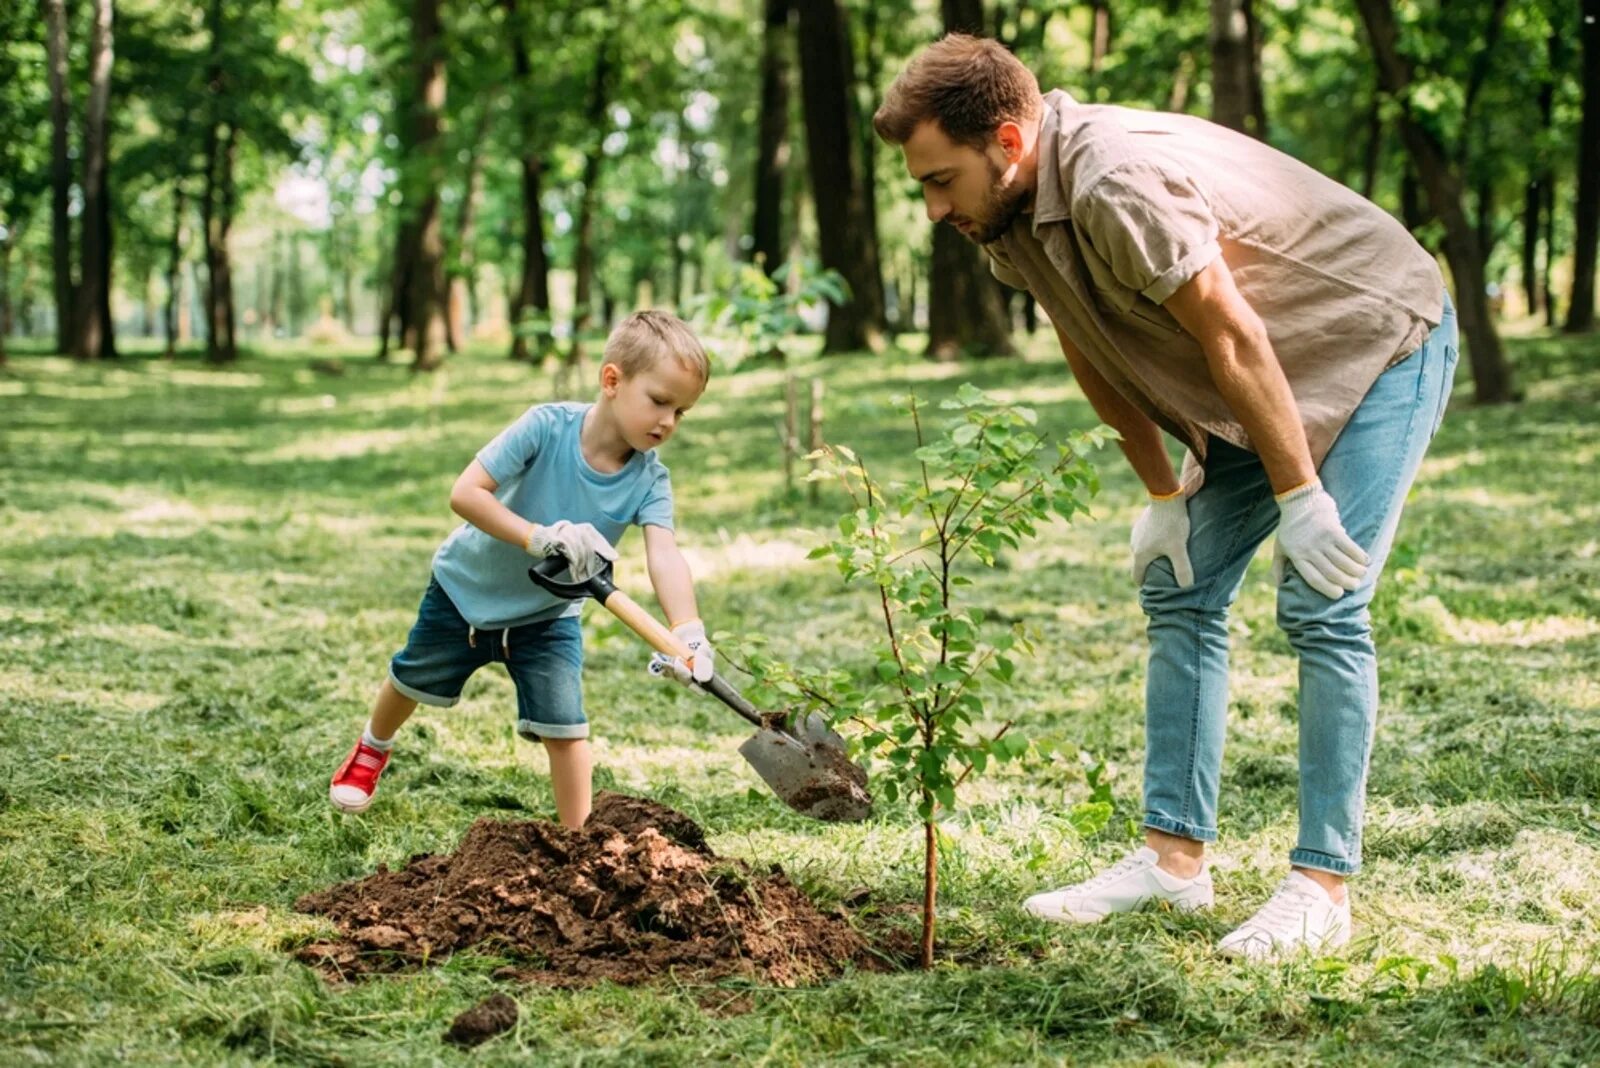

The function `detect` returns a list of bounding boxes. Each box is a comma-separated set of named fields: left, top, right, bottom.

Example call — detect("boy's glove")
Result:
left=1272, top=480, right=1369, bottom=599
left=647, top=620, right=715, bottom=687
left=525, top=520, right=618, bottom=581
left=1131, top=490, right=1194, bottom=588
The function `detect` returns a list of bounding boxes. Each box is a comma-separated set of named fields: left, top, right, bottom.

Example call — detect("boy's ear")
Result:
left=599, top=361, right=623, bottom=393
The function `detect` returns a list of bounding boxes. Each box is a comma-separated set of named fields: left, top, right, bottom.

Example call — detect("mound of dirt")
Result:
left=294, top=792, right=867, bottom=987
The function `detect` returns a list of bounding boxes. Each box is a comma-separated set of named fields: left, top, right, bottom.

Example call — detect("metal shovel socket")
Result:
left=528, top=554, right=872, bottom=823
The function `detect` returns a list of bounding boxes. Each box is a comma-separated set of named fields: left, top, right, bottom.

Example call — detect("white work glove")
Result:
left=1272, top=480, right=1369, bottom=599
left=646, top=620, right=715, bottom=687
left=1131, top=491, right=1195, bottom=588
left=525, top=520, right=618, bottom=581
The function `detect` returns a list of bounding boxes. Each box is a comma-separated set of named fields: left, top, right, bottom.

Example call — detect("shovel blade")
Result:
left=737, top=712, right=873, bottom=823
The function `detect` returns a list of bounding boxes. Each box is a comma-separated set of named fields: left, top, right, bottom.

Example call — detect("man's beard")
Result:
left=962, top=159, right=1030, bottom=245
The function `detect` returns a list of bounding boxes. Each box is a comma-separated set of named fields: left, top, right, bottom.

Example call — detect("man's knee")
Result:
left=1275, top=578, right=1373, bottom=647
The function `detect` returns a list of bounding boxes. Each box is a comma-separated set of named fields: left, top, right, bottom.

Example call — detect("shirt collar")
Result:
left=1031, top=88, right=1076, bottom=230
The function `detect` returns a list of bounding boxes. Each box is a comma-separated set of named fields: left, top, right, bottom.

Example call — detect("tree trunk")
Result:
left=73, top=0, right=114, bottom=361
left=1524, top=31, right=1559, bottom=321
left=0, top=226, right=12, bottom=367
left=1169, top=51, right=1196, bottom=113
left=165, top=181, right=185, bottom=357
left=796, top=0, right=886, bottom=353
left=1354, top=0, right=1514, bottom=403
left=45, top=0, right=74, bottom=354
left=449, top=101, right=492, bottom=350
left=503, top=0, right=551, bottom=362
left=751, top=0, right=792, bottom=276
left=926, top=0, right=1014, bottom=361
left=1090, top=0, right=1111, bottom=82
left=1209, top=0, right=1265, bottom=140
left=407, top=0, right=448, bottom=371
left=920, top=810, right=936, bottom=970
left=1567, top=0, right=1600, bottom=332
left=567, top=37, right=614, bottom=376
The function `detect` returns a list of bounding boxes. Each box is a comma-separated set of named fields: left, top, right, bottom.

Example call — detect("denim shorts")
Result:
left=388, top=577, right=587, bottom=740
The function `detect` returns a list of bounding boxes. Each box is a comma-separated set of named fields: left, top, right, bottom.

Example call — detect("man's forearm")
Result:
left=1201, top=323, right=1316, bottom=494
left=1054, top=324, right=1181, bottom=495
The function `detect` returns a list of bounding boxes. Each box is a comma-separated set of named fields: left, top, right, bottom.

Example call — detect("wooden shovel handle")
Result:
left=598, top=589, right=768, bottom=729
left=601, top=588, right=694, bottom=661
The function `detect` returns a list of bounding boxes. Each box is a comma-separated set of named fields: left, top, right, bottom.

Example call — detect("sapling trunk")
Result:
left=921, top=802, right=937, bottom=969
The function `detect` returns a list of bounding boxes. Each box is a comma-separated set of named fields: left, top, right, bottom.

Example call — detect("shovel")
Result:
left=528, top=555, right=872, bottom=823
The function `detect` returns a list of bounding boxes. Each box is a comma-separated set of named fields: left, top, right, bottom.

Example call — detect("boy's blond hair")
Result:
left=604, top=310, right=711, bottom=384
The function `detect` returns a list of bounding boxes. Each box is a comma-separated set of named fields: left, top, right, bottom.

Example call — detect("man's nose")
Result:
left=925, top=191, right=950, bottom=224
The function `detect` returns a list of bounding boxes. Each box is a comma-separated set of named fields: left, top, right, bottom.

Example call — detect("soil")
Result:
left=443, top=993, right=518, bottom=1048
left=294, top=791, right=868, bottom=988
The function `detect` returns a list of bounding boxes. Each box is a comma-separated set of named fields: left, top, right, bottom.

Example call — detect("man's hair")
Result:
left=873, top=34, right=1043, bottom=150
left=604, top=310, right=711, bottom=384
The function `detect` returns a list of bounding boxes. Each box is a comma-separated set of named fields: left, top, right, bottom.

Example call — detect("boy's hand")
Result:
left=526, top=520, right=618, bottom=580
left=646, top=620, right=715, bottom=687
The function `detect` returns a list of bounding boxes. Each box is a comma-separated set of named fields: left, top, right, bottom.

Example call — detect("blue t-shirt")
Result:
left=431, top=402, right=674, bottom=628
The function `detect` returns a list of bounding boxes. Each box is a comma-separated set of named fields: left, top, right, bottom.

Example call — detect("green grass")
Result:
left=2, top=329, right=1598, bottom=1066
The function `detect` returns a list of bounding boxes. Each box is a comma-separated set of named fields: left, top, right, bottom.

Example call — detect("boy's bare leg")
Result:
left=543, top=738, right=592, bottom=829
left=368, top=677, right=418, bottom=740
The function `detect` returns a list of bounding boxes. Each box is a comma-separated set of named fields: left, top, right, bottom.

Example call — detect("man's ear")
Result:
left=996, top=121, right=1025, bottom=163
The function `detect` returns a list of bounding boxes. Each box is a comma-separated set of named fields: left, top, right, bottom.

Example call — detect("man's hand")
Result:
left=525, top=520, right=618, bottom=580
left=1131, top=492, right=1195, bottom=588
left=647, top=620, right=715, bottom=687
left=1273, top=481, right=1369, bottom=599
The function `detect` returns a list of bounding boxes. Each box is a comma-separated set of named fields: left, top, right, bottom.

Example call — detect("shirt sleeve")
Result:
left=1077, top=160, right=1220, bottom=305
left=475, top=404, right=553, bottom=485
left=635, top=466, right=675, bottom=530
left=984, top=243, right=1029, bottom=290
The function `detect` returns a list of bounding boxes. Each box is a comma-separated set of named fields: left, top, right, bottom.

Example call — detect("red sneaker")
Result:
left=329, top=738, right=391, bottom=813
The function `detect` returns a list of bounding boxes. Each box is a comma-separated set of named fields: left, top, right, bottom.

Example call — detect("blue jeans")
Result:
left=1138, top=296, right=1458, bottom=875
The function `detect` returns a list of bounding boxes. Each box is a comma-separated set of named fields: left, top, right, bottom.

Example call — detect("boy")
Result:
left=327, top=310, right=715, bottom=829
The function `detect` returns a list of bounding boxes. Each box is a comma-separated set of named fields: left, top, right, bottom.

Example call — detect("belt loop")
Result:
left=468, top=625, right=477, bottom=649
left=502, top=628, right=510, bottom=657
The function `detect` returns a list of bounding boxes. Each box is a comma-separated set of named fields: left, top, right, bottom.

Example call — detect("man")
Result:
left=874, top=35, right=1457, bottom=959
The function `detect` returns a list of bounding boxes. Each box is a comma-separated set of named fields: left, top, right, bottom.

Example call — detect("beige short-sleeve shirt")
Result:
left=989, top=90, right=1443, bottom=486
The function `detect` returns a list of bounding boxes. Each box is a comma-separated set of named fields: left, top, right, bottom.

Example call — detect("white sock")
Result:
left=362, top=723, right=395, bottom=751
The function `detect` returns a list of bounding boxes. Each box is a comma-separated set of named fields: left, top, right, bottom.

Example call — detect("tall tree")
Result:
left=751, top=0, right=791, bottom=276
left=502, top=0, right=551, bottom=362
left=1208, top=0, right=1266, bottom=139
left=796, top=0, right=886, bottom=353
left=926, top=0, right=1013, bottom=361
left=1354, top=0, right=1515, bottom=404
left=201, top=0, right=237, bottom=364
left=72, top=0, right=115, bottom=361
left=566, top=31, right=615, bottom=375
left=44, top=0, right=74, bottom=354
left=405, top=0, right=448, bottom=371
left=1568, top=0, right=1599, bottom=333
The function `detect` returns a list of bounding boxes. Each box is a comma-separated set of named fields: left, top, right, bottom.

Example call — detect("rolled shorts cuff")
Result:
left=517, top=719, right=590, bottom=741
left=1143, top=814, right=1218, bottom=843
left=388, top=669, right=460, bottom=709
left=1289, top=848, right=1359, bottom=876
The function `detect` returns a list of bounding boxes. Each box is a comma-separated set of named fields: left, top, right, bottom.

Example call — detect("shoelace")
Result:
left=1246, top=879, right=1323, bottom=932
left=1078, top=853, right=1151, bottom=891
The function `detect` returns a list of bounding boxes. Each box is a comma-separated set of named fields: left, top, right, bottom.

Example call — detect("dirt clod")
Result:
left=294, top=792, right=865, bottom=987
left=443, top=993, right=518, bottom=1048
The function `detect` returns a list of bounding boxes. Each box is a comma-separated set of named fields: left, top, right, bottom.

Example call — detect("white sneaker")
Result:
left=1023, top=846, right=1214, bottom=924
left=1218, top=871, right=1351, bottom=961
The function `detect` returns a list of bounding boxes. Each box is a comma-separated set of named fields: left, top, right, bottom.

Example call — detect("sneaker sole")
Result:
left=329, top=786, right=373, bottom=814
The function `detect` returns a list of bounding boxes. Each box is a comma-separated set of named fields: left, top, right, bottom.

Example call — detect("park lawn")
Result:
left=1, top=328, right=1597, bottom=1066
